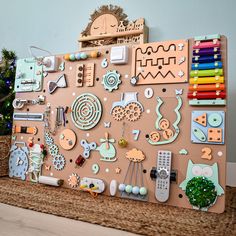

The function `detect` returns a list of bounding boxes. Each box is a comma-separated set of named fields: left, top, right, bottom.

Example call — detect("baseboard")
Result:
left=226, top=162, right=236, bottom=187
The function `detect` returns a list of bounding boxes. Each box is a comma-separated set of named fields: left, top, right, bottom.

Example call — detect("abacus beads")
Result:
left=64, top=51, right=100, bottom=61
left=118, top=183, right=148, bottom=196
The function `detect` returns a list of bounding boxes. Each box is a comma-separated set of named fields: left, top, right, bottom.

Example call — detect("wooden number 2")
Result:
left=201, top=147, right=212, bottom=160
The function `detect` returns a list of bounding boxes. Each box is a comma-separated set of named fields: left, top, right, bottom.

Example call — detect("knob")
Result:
left=170, top=170, right=177, bottom=182
left=150, top=167, right=157, bottom=180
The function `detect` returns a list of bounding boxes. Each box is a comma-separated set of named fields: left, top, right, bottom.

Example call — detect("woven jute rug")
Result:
left=0, top=178, right=235, bottom=236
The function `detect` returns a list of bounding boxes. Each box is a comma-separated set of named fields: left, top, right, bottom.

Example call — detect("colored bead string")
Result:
left=64, top=51, right=101, bottom=61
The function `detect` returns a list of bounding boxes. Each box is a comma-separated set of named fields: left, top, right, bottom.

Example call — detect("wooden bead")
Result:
left=80, top=52, right=88, bottom=59
left=64, top=54, right=70, bottom=61
left=118, top=183, right=126, bottom=191
left=125, top=185, right=132, bottom=193
left=139, top=187, right=147, bottom=196
left=75, top=53, right=81, bottom=60
left=69, top=54, right=76, bottom=61
left=28, top=142, right=33, bottom=147
left=90, top=51, right=98, bottom=58
left=132, top=186, right=140, bottom=195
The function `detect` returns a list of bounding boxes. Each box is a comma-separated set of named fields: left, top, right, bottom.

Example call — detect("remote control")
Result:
left=155, top=150, right=172, bottom=202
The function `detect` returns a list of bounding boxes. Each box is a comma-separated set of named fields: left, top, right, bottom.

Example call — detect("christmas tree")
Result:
left=0, top=49, right=17, bottom=135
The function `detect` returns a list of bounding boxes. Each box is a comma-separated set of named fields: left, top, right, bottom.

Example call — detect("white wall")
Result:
left=0, top=0, right=235, bottom=162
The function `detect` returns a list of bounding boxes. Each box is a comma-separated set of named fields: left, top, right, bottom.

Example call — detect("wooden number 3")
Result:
left=201, top=147, right=212, bottom=160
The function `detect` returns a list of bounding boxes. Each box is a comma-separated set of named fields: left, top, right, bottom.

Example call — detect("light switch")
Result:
left=110, top=46, right=128, bottom=64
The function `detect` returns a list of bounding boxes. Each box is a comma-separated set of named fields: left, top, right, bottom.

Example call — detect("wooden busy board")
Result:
left=10, top=35, right=227, bottom=213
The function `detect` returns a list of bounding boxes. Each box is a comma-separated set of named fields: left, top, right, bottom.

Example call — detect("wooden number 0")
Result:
left=201, top=147, right=212, bottom=160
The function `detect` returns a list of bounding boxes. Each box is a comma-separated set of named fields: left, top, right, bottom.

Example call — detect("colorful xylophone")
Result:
left=188, top=34, right=226, bottom=106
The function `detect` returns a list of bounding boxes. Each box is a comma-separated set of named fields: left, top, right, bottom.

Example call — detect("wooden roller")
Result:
left=190, top=69, right=223, bottom=78
left=189, top=84, right=225, bottom=92
left=193, top=39, right=221, bottom=49
left=188, top=91, right=226, bottom=100
left=189, top=76, right=224, bottom=85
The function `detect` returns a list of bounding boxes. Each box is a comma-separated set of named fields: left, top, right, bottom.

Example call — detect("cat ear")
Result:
left=188, top=159, right=194, bottom=166
left=212, top=162, right=218, bottom=172
left=216, top=183, right=225, bottom=196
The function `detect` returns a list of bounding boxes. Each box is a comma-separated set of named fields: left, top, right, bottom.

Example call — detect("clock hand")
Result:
left=16, top=157, right=24, bottom=166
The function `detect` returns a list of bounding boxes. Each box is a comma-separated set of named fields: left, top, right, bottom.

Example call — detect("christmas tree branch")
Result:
left=0, top=92, right=14, bottom=103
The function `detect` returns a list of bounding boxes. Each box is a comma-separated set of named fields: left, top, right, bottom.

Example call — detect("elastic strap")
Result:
left=28, top=46, right=52, bottom=59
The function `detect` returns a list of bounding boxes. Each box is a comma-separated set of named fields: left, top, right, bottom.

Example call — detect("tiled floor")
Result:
left=0, top=203, right=138, bottom=236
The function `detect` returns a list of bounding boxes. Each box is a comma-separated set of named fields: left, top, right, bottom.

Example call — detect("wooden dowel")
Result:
left=79, top=29, right=144, bottom=42
left=188, top=91, right=226, bottom=99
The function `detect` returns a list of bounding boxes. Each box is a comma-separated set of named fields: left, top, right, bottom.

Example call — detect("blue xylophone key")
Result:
left=191, top=61, right=223, bottom=70
left=192, top=54, right=221, bottom=63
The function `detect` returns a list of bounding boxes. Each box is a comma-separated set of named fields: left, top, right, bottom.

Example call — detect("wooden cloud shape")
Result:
left=125, top=148, right=145, bottom=162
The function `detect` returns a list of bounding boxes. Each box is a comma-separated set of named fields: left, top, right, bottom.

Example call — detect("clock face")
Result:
left=9, top=148, right=29, bottom=180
